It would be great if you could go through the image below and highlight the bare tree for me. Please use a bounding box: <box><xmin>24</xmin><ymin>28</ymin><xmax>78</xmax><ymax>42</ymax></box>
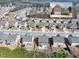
<box><xmin>64</xmin><ymin>37</ymin><xmax>79</xmax><ymax>58</ymax></box>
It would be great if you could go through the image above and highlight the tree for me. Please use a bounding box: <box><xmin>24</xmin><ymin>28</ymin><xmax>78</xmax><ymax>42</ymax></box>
<box><xmin>64</xmin><ymin>37</ymin><xmax>79</xmax><ymax>58</ymax></box>
<box><xmin>68</xmin><ymin>7</ymin><xmax>72</xmax><ymax>13</ymax></box>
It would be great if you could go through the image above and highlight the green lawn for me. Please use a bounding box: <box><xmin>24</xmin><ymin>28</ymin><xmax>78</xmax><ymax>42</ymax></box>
<box><xmin>0</xmin><ymin>47</ymin><xmax>69</xmax><ymax>58</ymax></box>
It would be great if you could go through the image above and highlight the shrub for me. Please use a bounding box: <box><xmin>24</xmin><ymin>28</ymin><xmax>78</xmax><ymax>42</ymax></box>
<box><xmin>51</xmin><ymin>51</ymin><xmax>69</xmax><ymax>58</ymax></box>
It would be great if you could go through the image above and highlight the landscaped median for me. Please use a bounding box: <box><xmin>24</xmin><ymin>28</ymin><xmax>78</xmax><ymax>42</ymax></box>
<box><xmin>0</xmin><ymin>47</ymin><xmax>69</xmax><ymax>58</ymax></box>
